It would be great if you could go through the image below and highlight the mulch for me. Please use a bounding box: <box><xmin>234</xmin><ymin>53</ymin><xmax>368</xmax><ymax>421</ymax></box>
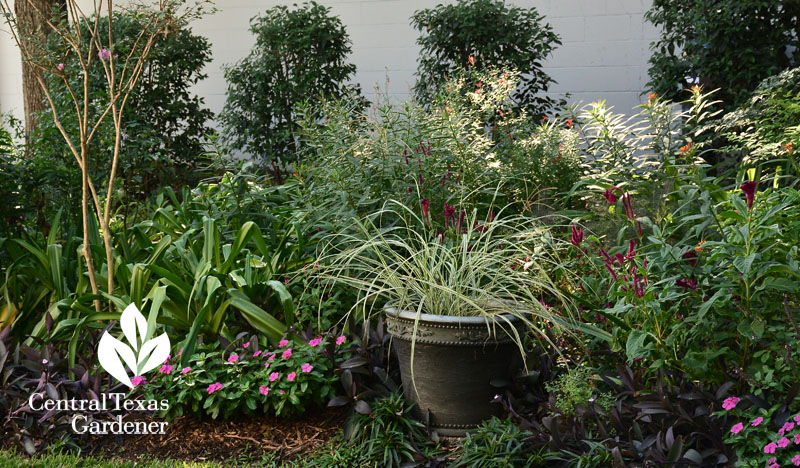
<box><xmin>87</xmin><ymin>408</ymin><xmax>346</xmax><ymax>465</ymax></box>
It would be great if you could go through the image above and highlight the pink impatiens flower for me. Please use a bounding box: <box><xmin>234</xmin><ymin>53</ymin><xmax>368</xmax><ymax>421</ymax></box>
<box><xmin>730</xmin><ymin>422</ymin><xmax>743</xmax><ymax>434</ymax></box>
<box><xmin>764</xmin><ymin>442</ymin><xmax>777</xmax><ymax>454</ymax></box>
<box><xmin>158</xmin><ymin>364</ymin><xmax>173</xmax><ymax>374</ymax></box>
<box><xmin>259</xmin><ymin>385</ymin><xmax>270</xmax><ymax>396</ymax></box>
<box><xmin>793</xmin><ymin>454</ymin><xmax>800</xmax><ymax>466</ymax></box>
<box><xmin>131</xmin><ymin>376</ymin><xmax>146</xmax><ymax>386</ymax></box>
<box><xmin>777</xmin><ymin>437</ymin><xmax>790</xmax><ymax>448</ymax></box>
<box><xmin>207</xmin><ymin>382</ymin><xmax>223</xmax><ymax>394</ymax></box>
<box><xmin>243</xmin><ymin>342</ymin><xmax>250</xmax><ymax>348</ymax></box>
<box><xmin>794</xmin><ymin>433</ymin><xmax>800</xmax><ymax>445</ymax></box>
<box><xmin>269</xmin><ymin>372</ymin><xmax>279</xmax><ymax>382</ymax></box>
<box><xmin>794</xmin><ymin>413</ymin><xmax>800</xmax><ymax>423</ymax></box>
<box><xmin>253</xmin><ymin>350</ymin><xmax>262</xmax><ymax>357</ymax></box>
<box><xmin>227</xmin><ymin>354</ymin><xmax>239</xmax><ymax>363</ymax></box>
<box><xmin>722</xmin><ymin>396</ymin><xmax>740</xmax><ymax>410</ymax></box>
<box><xmin>287</xmin><ymin>372</ymin><xmax>296</xmax><ymax>382</ymax></box>
<box><xmin>268</xmin><ymin>353</ymin><xmax>276</xmax><ymax>361</ymax></box>
<box><xmin>308</xmin><ymin>337</ymin><xmax>322</xmax><ymax>347</ymax></box>
<box><xmin>301</xmin><ymin>363</ymin><xmax>313</xmax><ymax>373</ymax></box>
<box><xmin>282</xmin><ymin>348</ymin><xmax>292</xmax><ymax>359</ymax></box>
<box><xmin>279</xmin><ymin>339</ymin><xmax>290</xmax><ymax>348</ymax></box>
<box><xmin>336</xmin><ymin>335</ymin><xmax>346</xmax><ymax>346</ymax></box>
<box><xmin>751</xmin><ymin>417</ymin><xmax>764</xmax><ymax>426</ymax></box>
<box><xmin>264</xmin><ymin>362</ymin><xmax>270</xmax><ymax>368</ymax></box>
<box><xmin>180</xmin><ymin>367</ymin><xmax>191</xmax><ymax>374</ymax></box>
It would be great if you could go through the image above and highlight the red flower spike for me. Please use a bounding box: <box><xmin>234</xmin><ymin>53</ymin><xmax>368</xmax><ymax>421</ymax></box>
<box><xmin>444</xmin><ymin>203</ymin><xmax>456</xmax><ymax>228</ymax></box>
<box><xmin>740</xmin><ymin>180</ymin><xmax>758</xmax><ymax>210</ymax></box>
<box><xmin>570</xmin><ymin>223</ymin><xmax>584</xmax><ymax>247</ymax></box>
<box><xmin>683</xmin><ymin>250</ymin><xmax>698</xmax><ymax>267</ymax></box>
<box><xmin>602</xmin><ymin>187</ymin><xmax>620</xmax><ymax>204</ymax></box>
<box><xmin>456</xmin><ymin>210</ymin><xmax>466</xmax><ymax>233</ymax></box>
<box><xmin>605</xmin><ymin>263</ymin><xmax>618</xmax><ymax>281</ymax></box>
<box><xmin>622</xmin><ymin>193</ymin><xmax>635</xmax><ymax>220</ymax></box>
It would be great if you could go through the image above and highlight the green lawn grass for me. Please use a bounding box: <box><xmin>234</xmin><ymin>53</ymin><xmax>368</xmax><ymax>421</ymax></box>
<box><xmin>0</xmin><ymin>441</ymin><xmax>372</xmax><ymax>468</ymax></box>
<box><xmin>0</xmin><ymin>449</ymin><xmax>227</xmax><ymax>467</ymax></box>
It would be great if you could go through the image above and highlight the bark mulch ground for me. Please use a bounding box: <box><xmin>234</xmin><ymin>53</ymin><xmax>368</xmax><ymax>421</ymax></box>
<box><xmin>88</xmin><ymin>408</ymin><xmax>345</xmax><ymax>465</ymax></box>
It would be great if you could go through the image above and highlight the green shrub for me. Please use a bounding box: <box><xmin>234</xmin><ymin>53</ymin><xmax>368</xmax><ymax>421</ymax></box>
<box><xmin>0</xmin><ymin>165</ymin><xmax>320</xmax><ymax>362</ymax></box>
<box><xmin>411</xmin><ymin>0</ymin><xmax>564</xmax><ymax>118</ymax></box>
<box><xmin>221</xmin><ymin>1</ymin><xmax>360</xmax><ymax>172</ymax></box>
<box><xmin>565</xmin><ymin>89</ymin><xmax>800</xmax><ymax>395</ymax></box>
<box><xmin>138</xmin><ymin>335</ymin><xmax>339</xmax><ymax>420</ymax></box>
<box><xmin>0</xmin><ymin>115</ymin><xmax>24</xmax><ymax>241</ymax></box>
<box><xmin>545</xmin><ymin>367</ymin><xmax>613</xmax><ymax>418</ymax></box>
<box><xmin>32</xmin><ymin>12</ymin><xmax>213</xmax><ymax>227</ymax></box>
<box><xmin>344</xmin><ymin>394</ymin><xmax>431</xmax><ymax>468</ymax></box>
<box><xmin>300</xmin><ymin>68</ymin><xmax>581</xmax><ymax>228</ymax></box>
<box><xmin>451</xmin><ymin>417</ymin><xmax>558</xmax><ymax>468</ymax></box>
<box><xmin>645</xmin><ymin>0</ymin><xmax>800</xmax><ymax>110</ymax></box>
<box><xmin>711</xmin><ymin>66</ymin><xmax>800</xmax><ymax>173</ymax></box>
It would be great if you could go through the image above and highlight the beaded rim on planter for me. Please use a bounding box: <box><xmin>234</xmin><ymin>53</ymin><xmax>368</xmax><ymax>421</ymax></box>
<box><xmin>384</xmin><ymin>306</ymin><xmax>524</xmax><ymax>346</ymax></box>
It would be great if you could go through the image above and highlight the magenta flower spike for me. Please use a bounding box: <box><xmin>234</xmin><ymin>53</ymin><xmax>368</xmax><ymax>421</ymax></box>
<box><xmin>622</xmin><ymin>193</ymin><xmax>635</xmax><ymax>220</ymax></box>
<box><xmin>421</xmin><ymin>198</ymin><xmax>430</xmax><ymax>225</ymax></box>
<box><xmin>444</xmin><ymin>202</ymin><xmax>455</xmax><ymax>228</ymax></box>
<box><xmin>569</xmin><ymin>223</ymin><xmax>584</xmax><ymax>247</ymax></box>
<box><xmin>602</xmin><ymin>187</ymin><xmax>620</xmax><ymax>204</ymax></box>
<box><xmin>740</xmin><ymin>180</ymin><xmax>758</xmax><ymax>209</ymax></box>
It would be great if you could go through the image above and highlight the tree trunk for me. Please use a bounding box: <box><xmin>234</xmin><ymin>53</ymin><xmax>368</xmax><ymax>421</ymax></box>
<box><xmin>14</xmin><ymin>0</ymin><xmax>66</xmax><ymax>144</ymax></box>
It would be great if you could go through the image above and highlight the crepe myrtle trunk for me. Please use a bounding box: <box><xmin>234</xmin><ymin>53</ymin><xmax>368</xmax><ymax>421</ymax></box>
<box><xmin>15</xmin><ymin>0</ymin><xmax>67</xmax><ymax>145</ymax></box>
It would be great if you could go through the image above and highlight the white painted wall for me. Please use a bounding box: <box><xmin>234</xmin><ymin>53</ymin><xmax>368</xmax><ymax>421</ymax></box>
<box><xmin>0</xmin><ymin>0</ymin><xmax>659</xmax><ymax>128</ymax></box>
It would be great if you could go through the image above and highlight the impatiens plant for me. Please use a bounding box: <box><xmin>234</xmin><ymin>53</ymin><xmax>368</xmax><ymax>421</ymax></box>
<box><xmin>137</xmin><ymin>334</ymin><xmax>342</xmax><ymax>419</ymax></box>
<box><xmin>716</xmin><ymin>394</ymin><xmax>800</xmax><ymax>467</ymax></box>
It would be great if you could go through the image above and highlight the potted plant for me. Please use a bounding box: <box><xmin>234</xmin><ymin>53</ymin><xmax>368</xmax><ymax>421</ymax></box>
<box><xmin>320</xmin><ymin>200</ymin><xmax>579</xmax><ymax>437</ymax></box>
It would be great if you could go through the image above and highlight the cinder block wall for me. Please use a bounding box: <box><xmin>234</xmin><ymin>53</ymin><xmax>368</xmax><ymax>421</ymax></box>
<box><xmin>0</xmin><ymin>0</ymin><xmax>659</xmax><ymax>129</ymax></box>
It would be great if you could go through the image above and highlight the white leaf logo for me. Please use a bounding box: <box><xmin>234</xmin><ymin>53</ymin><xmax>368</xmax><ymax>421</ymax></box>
<box><xmin>98</xmin><ymin>303</ymin><xmax>170</xmax><ymax>389</ymax></box>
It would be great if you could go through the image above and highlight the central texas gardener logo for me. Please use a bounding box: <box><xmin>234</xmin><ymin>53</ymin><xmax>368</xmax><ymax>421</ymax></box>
<box><xmin>98</xmin><ymin>304</ymin><xmax>170</xmax><ymax>388</ymax></box>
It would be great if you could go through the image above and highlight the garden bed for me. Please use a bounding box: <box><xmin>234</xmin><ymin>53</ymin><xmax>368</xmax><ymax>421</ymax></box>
<box><xmin>88</xmin><ymin>409</ymin><xmax>344</xmax><ymax>465</ymax></box>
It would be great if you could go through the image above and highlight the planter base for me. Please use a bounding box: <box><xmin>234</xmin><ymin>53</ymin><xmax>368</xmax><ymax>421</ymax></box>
<box><xmin>385</xmin><ymin>307</ymin><xmax>523</xmax><ymax>437</ymax></box>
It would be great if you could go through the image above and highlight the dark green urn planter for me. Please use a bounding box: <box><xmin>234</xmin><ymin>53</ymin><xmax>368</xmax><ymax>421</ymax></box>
<box><xmin>384</xmin><ymin>305</ymin><xmax>524</xmax><ymax>438</ymax></box>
